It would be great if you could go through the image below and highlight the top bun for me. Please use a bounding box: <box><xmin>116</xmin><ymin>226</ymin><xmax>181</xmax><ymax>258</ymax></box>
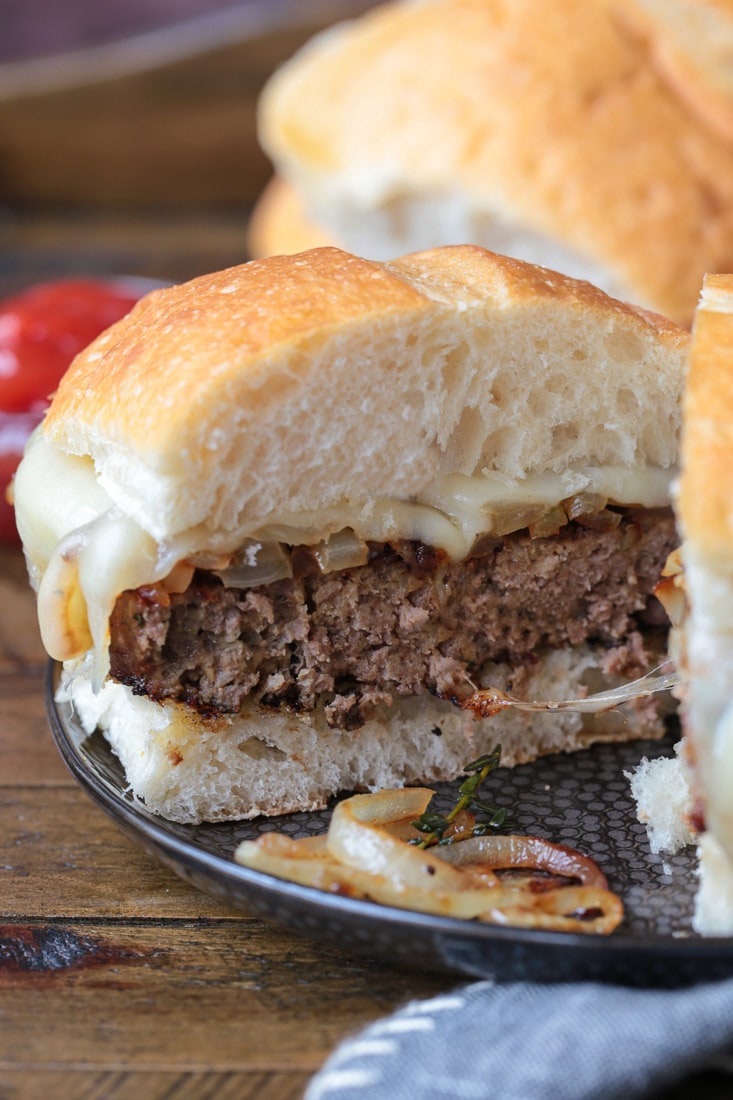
<box><xmin>255</xmin><ymin>0</ymin><xmax>733</xmax><ymax>327</ymax></box>
<box><xmin>39</xmin><ymin>245</ymin><xmax>686</xmax><ymax>547</ymax></box>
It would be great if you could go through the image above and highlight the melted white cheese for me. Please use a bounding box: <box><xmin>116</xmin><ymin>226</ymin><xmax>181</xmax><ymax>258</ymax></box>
<box><xmin>14</xmin><ymin>429</ymin><xmax>676</xmax><ymax>670</ymax></box>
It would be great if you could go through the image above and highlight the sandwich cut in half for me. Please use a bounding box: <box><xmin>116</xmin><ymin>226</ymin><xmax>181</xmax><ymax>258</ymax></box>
<box><xmin>250</xmin><ymin>0</ymin><xmax>733</xmax><ymax>327</ymax></box>
<box><xmin>13</xmin><ymin>245</ymin><xmax>687</xmax><ymax>824</ymax></box>
<box><xmin>634</xmin><ymin>273</ymin><xmax>733</xmax><ymax>934</ymax></box>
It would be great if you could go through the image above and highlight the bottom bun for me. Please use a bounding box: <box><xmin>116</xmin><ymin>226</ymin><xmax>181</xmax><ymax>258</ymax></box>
<box><xmin>60</xmin><ymin>644</ymin><xmax>667</xmax><ymax>825</ymax></box>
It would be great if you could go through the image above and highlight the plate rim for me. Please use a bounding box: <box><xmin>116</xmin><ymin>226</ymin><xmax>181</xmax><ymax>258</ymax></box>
<box><xmin>44</xmin><ymin>660</ymin><xmax>733</xmax><ymax>973</ymax></box>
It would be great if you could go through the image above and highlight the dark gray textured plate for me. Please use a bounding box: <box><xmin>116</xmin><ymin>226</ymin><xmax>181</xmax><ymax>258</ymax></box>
<box><xmin>45</xmin><ymin>662</ymin><xmax>733</xmax><ymax>985</ymax></box>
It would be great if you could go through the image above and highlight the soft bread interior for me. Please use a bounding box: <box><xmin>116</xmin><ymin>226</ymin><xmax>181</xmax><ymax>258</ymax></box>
<box><xmin>627</xmin><ymin>746</ymin><xmax>695</xmax><ymax>856</ymax></box>
<box><xmin>257</xmin><ymin>0</ymin><xmax>733</xmax><ymax>326</ymax></box>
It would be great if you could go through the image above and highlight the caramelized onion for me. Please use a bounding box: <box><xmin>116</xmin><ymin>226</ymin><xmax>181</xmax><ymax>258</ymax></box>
<box><xmin>654</xmin><ymin>574</ymin><xmax>686</xmax><ymax>628</ymax></box>
<box><xmin>312</xmin><ymin>529</ymin><xmax>369</xmax><ymax>574</ymax></box>
<box><xmin>434</xmin><ymin>834</ymin><xmax>608</xmax><ymax>888</ymax></box>
<box><xmin>488</xmin><ymin>505</ymin><xmax>548</xmax><ymax>537</ymax></box>
<box><xmin>480</xmin><ymin>886</ymin><xmax>623</xmax><ymax>934</ymax></box>
<box><xmin>563</xmin><ymin>492</ymin><xmax>621</xmax><ymax>530</ymax></box>
<box><xmin>654</xmin><ymin>548</ymin><xmax>687</xmax><ymax>629</ymax></box>
<box><xmin>213</xmin><ymin>540</ymin><xmax>293</xmax><ymax>588</ymax></box>
<box><xmin>234</xmin><ymin>787</ymin><xmax>623</xmax><ymax>934</ymax></box>
<box><xmin>159</xmin><ymin>561</ymin><xmax>195</xmax><ymax>595</ymax></box>
<box><xmin>528</xmin><ymin>505</ymin><xmax>567</xmax><ymax>539</ymax></box>
<box><xmin>662</xmin><ymin>547</ymin><xmax>684</xmax><ymax>577</ymax></box>
<box><xmin>563</xmin><ymin>491</ymin><xmax>608</xmax><ymax>520</ymax></box>
<box><xmin>327</xmin><ymin>788</ymin><xmax>471</xmax><ymax>892</ymax></box>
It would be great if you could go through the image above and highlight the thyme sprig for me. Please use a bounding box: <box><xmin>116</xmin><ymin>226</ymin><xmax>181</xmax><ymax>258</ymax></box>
<box><xmin>409</xmin><ymin>745</ymin><xmax>507</xmax><ymax>849</ymax></box>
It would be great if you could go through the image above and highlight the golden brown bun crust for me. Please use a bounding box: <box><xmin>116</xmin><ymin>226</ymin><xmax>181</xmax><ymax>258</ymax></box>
<box><xmin>44</xmin><ymin>243</ymin><xmax>684</xmax><ymax>455</ymax></box>
<box><xmin>43</xmin><ymin>247</ymin><xmax>428</xmax><ymax>455</ymax></box>
<box><xmin>259</xmin><ymin>0</ymin><xmax>733</xmax><ymax>327</ymax></box>
<box><xmin>677</xmin><ymin>273</ymin><xmax>733</xmax><ymax>561</ymax></box>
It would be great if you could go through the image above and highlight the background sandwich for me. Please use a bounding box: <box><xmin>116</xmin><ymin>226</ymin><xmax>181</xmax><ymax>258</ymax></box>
<box><xmin>249</xmin><ymin>0</ymin><xmax>733</xmax><ymax>328</ymax></box>
<box><xmin>14</xmin><ymin>245</ymin><xmax>687</xmax><ymax>823</ymax></box>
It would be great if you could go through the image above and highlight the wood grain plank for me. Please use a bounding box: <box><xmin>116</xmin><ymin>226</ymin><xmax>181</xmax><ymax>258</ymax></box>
<box><xmin>0</xmin><ymin>549</ymin><xmax>45</xmax><ymax>677</ymax></box>
<box><xmin>0</xmin><ymin>5</ymin><xmax>377</xmax><ymax>209</ymax></box>
<box><xmin>0</xmin><ymin>1070</ymin><xmax>312</xmax><ymax>1100</ymax></box>
<box><xmin>0</xmin><ymin>210</ymin><xmax>256</xmax><ymax>298</ymax></box>
<box><xmin>0</xmin><ymin>681</ymin><xmax>71</xmax><ymax>786</ymax></box>
<box><xmin>2</xmin><ymin>788</ymin><xmax>241</xmax><ymax>918</ymax></box>
<box><xmin>0</xmin><ymin>37</ymin><xmax>279</xmax><ymax>207</ymax></box>
<box><xmin>0</xmin><ymin>24</ymin><xmax>324</xmax><ymax>208</ymax></box>
<box><xmin>0</xmin><ymin>921</ymin><xmax>451</xmax><ymax>1070</ymax></box>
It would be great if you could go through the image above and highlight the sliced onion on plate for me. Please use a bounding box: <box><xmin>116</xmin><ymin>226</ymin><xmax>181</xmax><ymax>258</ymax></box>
<box><xmin>234</xmin><ymin>787</ymin><xmax>623</xmax><ymax>934</ymax></box>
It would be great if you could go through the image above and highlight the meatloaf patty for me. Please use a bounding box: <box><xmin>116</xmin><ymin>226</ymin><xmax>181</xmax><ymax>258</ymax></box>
<box><xmin>108</xmin><ymin>507</ymin><xmax>676</xmax><ymax>730</ymax></box>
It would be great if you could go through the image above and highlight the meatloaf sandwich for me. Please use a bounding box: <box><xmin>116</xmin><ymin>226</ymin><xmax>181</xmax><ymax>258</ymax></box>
<box><xmin>633</xmin><ymin>273</ymin><xmax>733</xmax><ymax>934</ymax></box>
<box><xmin>250</xmin><ymin>0</ymin><xmax>733</xmax><ymax>327</ymax></box>
<box><xmin>13</xmin><ymin>245</ymin><xmax>687</xmax><ymax>823</ymax></box>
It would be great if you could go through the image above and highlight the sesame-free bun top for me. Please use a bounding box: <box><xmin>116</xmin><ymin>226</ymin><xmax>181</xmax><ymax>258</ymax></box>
<box><xmin>256</xmin><ymin>0</ymin><xmax>733</xmax><ymax>326</ymax></box>
<box><xmin>40</xmin><ymin>245</ymin><xmax>686</xmax><ymax>547</ymax></box>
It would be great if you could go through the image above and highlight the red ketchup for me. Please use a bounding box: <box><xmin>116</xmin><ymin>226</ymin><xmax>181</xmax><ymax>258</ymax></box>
<box><xmin>0</xmin><ymin>278</ymin><xmax>149</xmax><ymax>544</ymax></box>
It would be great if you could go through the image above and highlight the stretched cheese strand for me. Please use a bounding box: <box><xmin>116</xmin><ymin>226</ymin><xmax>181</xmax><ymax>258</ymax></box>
<box><xmin>460</xmin><ymin>662</ymin><xmax>680</xmax><ymax>718</ymax></box>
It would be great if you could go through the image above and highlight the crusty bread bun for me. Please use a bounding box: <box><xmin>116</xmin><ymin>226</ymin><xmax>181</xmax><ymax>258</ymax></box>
<box><xmin>629</xmin><ymin>271</ymin><xmax>733</xmax><ymax>935</ymax></box>
<box><xmin>14</xmin><ymin>245</ymin><xmax>688</xmax><ymax>823</ymax></box>
<box><xmin>252</xmin><ymin>0</ymin><xmax>733</xmax><ymax>327</ymax></box>
<box><xmin>33</xmin><ymin>245</ymin><xmax>683</xmax><ymax>547</ymax></box>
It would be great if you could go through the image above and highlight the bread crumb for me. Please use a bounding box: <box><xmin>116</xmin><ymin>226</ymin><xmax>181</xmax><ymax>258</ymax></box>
<box><xmin>626</xmin><ymin>746</ymin><xmax>695</xmax><ymax>854</ymax></box>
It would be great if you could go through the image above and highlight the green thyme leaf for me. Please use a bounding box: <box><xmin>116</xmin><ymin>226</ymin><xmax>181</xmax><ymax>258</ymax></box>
<box><xmin>412</xmin><ymin>743</ymin><xmax>507</xmax><ymax>849</ymax></box>
<box><xmin>463</xmin><ymin>749</ymin><xmax>502</xmax><ymax>774</ymax></box>
<box><xmin>411</xmin><ymin>811</ymin><xmax>450</xmax><ymax>835</ymax></box>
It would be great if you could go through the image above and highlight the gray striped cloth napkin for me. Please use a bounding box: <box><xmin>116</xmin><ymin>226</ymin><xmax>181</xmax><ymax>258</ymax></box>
<box><xmin>305</xmin><ymin>978</ymin><xmax>733</xmax><ymax>1100</ymax></box>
